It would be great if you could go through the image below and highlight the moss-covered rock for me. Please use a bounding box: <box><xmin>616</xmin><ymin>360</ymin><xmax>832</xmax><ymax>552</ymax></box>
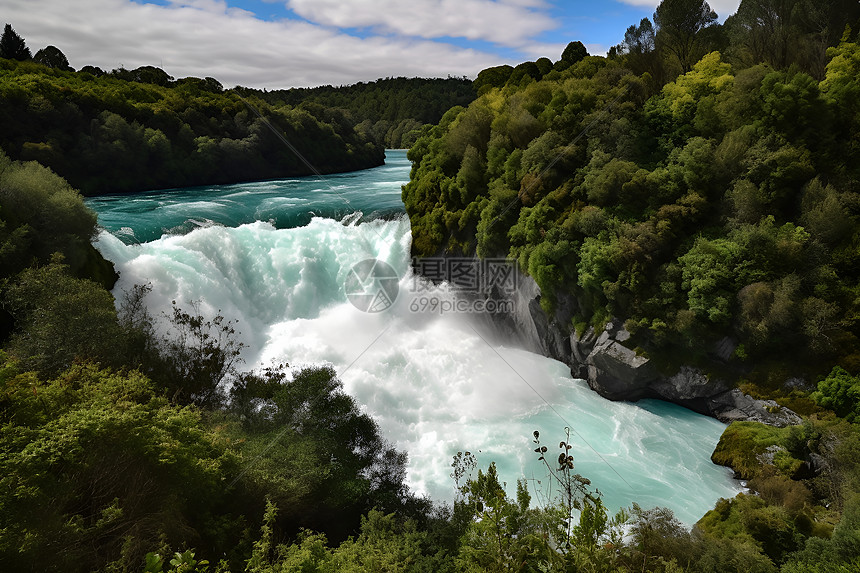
<box><xmin>711</xmin><ymin>421</ymin><xmax>804</xmax><ymax>480</ymax></box>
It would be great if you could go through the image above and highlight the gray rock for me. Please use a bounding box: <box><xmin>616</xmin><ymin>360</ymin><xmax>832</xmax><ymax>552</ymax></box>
<box><xmin>807</xmin><ymin>453</ymin><xmax>828</xmax><ymax>475</ymax></box>
<box><xmin>528</xmin><ymin>297</ymin><xmax>571</xmax><ymax>364</ymax></box>
<box><xmin>757</xmin><ymin>444</ymin><xmax>787</xmax><ymax>465</ymax></box>
<box><xmin>709</xmin><ymin>389</ymin><xmax>803</xmax><ymax>427</ymax></box>
<box><xmin>586</xmin><ymin>331</ymin><xmax>657</xmax><ymax>400</ymax></box>
<box><xmin>571</xmin><ymin>326</ymin><xmax>597</xmax><ymax>364</ymax></box>
<box><xmin>650</xmin><ymin>366</ymin><xmax>729</xmax><ymax>402</ymax></box>
<box><xmin>418</xmin><ymin>254</ymin><xmax>804</xmax><ymax>426</ymax></box>
<box><xmin>470</xmin><ymin>267</ymin><xmax>575</xmax><ymax>366</ymax></box>
<box><xmin>603</xmin><ymin>319</ymin><xmax>624</xmax><ymax>339</ymax></box>
<box><xmin>476</xmin><ymin>269</ymin><xmax>543</xmax><ymax>355</ymax></box>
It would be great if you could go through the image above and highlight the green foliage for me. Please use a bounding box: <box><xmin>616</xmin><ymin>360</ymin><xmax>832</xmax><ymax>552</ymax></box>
<box><xmin>241</xmin><ymin>506</ymin><xmax>433</xmax><ymax>573</ymax></box>
<box><xmin>251</xmin><ymin>77</ymin><xmax>476</xmax><ymax>148</ymax></box>
<box><xmin>653</xmin><ymin>0</ymin><xmax>719</xmax><ymax>74</ymax></box>
<box><xmin>33</xmin><ymin>45</ymin><xmax>73</xmax><ymax>71</ymax></box>
<box><xmin>711</xmin><ymin>421</ymin><xmax>801</xmax><ymax>480</ymax></box>
<box><xmin>725</xmin><ymin>0</ymin><xmax>860</xmax><ymax>79</ymax></box>
<box><xmin>560</xmin><ymin>41</ymin><xmax>589</xmax><ymax>66</ymax></box>
<box><xmin>0</xmin><ymin>23</ymin><xmax>30</xmax><ymax>61</ymax></box>
<box><xmin>0</xmin><ymin>59</ymin><xmax>384</xmax><ymax>195</ymax></box>
<box><xmin>524</xmin><ymin>429</ymin><xmax>628</xmax><ymax>571</ymax></box>
<box><xmin>403</xmin><ymin>28</ymin><xmax>860</xmax><ymax>384</ymax></box>
<box><xmin>4</xmin><ymin>8</ymin><xmax>860</xmax><ymax>572</ymax></box>
<box><xmin>0</xmin><ymin>149</ymin><xmax>115</xmax><ymax>285</ymax></box>
<box><xmin>677</xmin><ymin>236</ymin><xmax>742</xmax><ymax>325</ymax></box>
<box><xmin>781</xmin><ymin>492</ymin><xmax>860</xmax><ymax>572</ymax></box>
<box><xmin>812</xmin><ymin>366</ymin><xmax>860</xmax><ymax>421</ymax></box>
<box><xmin>0</xmin><ymin>328</ymin><xmax>417</xmax><ymax>571</ymax></box>
<box><xmin>158</xmin><ymin>301</ymin><xmax>245</xmax><ymax>408</ymax></box>
<box><xmin>110</xmin><ymin>65</ymin><xmax>174</xmax><ymax>86</ymax></box>
<box><xmin>229</xmin><ymin>364</ymin><xmax>417</xmax><ymax>540</ymax></box>
<box><xmin>455</xmin><ymin>462</ymin><xmax>551</xmax><ymax>572</ymax></box>
<box><xmin>0</xmin><ymin>359</ymin><xmax>238</xmax><ymax>571</ymax></box>
<box><xmin>704</xmin><ymin>418</ymin><xmax>860</xmax><ymax>569</ymax></box>
<box><xmin>474</xmin><ymin>65</ymin><xmax>513</xmax><ymax>94</ymax></box>
<box><xmin>698</xmin><ymin>493</ymin><xmax>808</xmax><ymax>564</ymax></box>
<box><xmin>2</xmin><ymin>257</ymin><xmax>122</xmax><ymax>375</ymax></box>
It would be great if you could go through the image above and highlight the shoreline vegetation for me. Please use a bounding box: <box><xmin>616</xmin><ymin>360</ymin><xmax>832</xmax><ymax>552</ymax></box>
<box><xmin>0</xmin><ymin>56</ymin><xmax>385</xmax><ymax>196</ymax></box>
<box><xmin>0</xmin><ymin>39</ymin><xmax>474</xmax><ymax>196</ymax></box>
<box><xmin>2</xmin><ymin>0</ymin><xmax>860</xmax><ymax>570</ymax></box>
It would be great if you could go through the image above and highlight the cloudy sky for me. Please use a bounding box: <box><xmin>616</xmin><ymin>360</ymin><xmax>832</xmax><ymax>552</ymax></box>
<box><xmin>1</xmin><ymin>0</ymin><xmax>741</xmax><ymax>89</ymax></box>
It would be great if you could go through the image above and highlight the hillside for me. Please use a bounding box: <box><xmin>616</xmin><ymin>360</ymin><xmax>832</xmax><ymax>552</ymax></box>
<box><xmin>0</xmin><ymin>59</ymin><xmax>384</xmax><ymax>195</ymax></box>
<box><xmin>245</xmin><ymin>76</ymin><xmax>477</xmax><ymax>148</ymax></box>
<box><xmin>404</xmin><ymin>37</ymin><xmax>860</xmax><ymax>397</ymax></box>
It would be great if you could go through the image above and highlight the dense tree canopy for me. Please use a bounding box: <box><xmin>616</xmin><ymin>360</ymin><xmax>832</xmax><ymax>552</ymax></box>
<box><xmin>247</xmin><ymin>76</ymin><xmax>477</xmax><ymax>148</ymax></box>
<box><xmin>654</xmin><ymin>0</ymin><xmax>720</xmax><ymax>73</ymax></box>
<box><xmin>32</xmin><ymin>45</ymin><xmax>72</xmax><ymax>71</ymax></box>
<box><xmin>0</xmin><ymin>23</ymin><xmax>30</xmax><ymax>61</ymax></box>
<box><xmin>404</xmin><ymin>17</ymin><xmax>860</xmax><ymax>390</ymax></box>
<box><xmin>0</xmin><ymin>59</ymin><xmax>384</xmax><ymax>195</ymax></box>
<box><xmin>0</xmin><ymin>149</ymin><xmax>115</xmax><ymax>285</ymax></box>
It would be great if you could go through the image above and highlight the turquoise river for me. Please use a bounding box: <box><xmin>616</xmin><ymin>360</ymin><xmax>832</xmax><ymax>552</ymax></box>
<box><xmin>87</xmin><ymin>150</ymin><xmax>741</xmax><ymax>524</ymax></box>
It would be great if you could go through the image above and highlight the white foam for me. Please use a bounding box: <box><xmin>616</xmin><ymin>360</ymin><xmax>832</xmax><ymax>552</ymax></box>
<box><xmin>95</xmin><ymin>216</ymin><xmax>741</xmax><ymax>524</ymax></box>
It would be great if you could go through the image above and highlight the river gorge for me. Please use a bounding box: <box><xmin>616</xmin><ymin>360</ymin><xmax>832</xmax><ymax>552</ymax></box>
<box><xmin>87</xmin><ymin>150</ymin><xmax>741</xmax><ymax>524</ymax></box>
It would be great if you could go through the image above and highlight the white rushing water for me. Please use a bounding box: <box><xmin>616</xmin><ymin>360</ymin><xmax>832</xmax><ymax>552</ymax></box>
<box><xmin>94</xmin><ymin>214</ymin><xmax>741</xmax><ymax>524</ymax></box>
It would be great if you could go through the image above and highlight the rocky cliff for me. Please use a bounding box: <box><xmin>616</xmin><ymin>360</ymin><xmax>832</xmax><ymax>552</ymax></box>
<box><xmin>464</xmin><ymin>265</ymin><xmax>802</xmax><ymax>428</ymax></box>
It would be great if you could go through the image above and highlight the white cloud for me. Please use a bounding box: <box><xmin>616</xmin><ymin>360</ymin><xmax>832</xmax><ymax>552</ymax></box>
<box><xmin>1</xmin><ymin>0</ymin><xmax>507</xmax><ymax>89</ymax></box>
<box><xmin>585</xmin><ymin>43</ymin><xmax>610</xmax><ymax>57</ymax></box>
<box><xmin>517</xmin><ymin>41</ymin><xmax>568</xmax><ymax>60</ymax></box>
<box><xmin>615</xmin><ymin>0</ymin><xmax>741</xmax><ymax>19</ymax></box>
<box><xmin>285</xmin><ymin>0</ymin><xmax>556</xmax><ymax>47</ymax></box>
<box><xmin>517</xmin><ymin>41</ymin><xmax>609</xmax><ymax>60</ymax></box>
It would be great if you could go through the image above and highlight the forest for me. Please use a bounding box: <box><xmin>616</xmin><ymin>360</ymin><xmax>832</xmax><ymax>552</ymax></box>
<box><xmin>0</xmin><ymin>57</ymin><xmax>383</xmax><ymax>195</ymax></box>
<box><xmin>405</xmin><ymin>0</ymin><xmax>860</xmax><ymax>391</ymax></box>
<box><xmin>246</xmin><ymin>76</ymin><xmax>477</xmax><ymax>149</ymax></box>
<box><xmin>3</xmin><ymin>0</ymin><xmax>860</xmax><ymax>570</ymax></box>
<box><xmin>0</xmin><ymin>24</ymin><xmax>478</xmax><ymax>196</ymax></box>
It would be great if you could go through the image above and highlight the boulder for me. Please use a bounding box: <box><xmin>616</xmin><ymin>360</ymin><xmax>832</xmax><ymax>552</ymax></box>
<box><xmin>570</xmin><ymin>326</ymin><xmax>597</xmax><ymax>362</ymax></box>
<box><xmin>650</xmin><ymin>366</ymin><xmax>728</xmax><ymax>401</ymax></box>
<box><xmin>708</xmin><ymin>389</ymin><xmax>803</xmax><ymax>427</ymax></box>
<box><xmin>585</xmin><ymin>321</ymin><xmax>657</xmax><ymax>400</ymax></box>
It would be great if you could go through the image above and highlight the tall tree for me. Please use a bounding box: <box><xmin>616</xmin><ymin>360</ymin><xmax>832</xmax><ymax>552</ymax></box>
<box><xmin>33</xmin><ymin>45</ymin><xmax>73</xmax><ymax>71</ymax></box>
<box><xmin>553</xmin><ymin>41</ymin><xmax>590</xmax><ymax>73</ymax></box>
<box><xmin>560</xmin><ymin>40</ymin><xmax>589</xmax><ymax>64</ymax></box>
<box><xmin>620</xmin><ymin>17</ymin><xmax>666</xmax><ymax>81</ymax></box>
<box><xmin>624</xmin><ymin>18</ymin><xmax>657</xmax><ymax>55</ymax></box>
<box><xmin>724</xmin><ymin>0</ymin><xmax>860</xmax><ymax>78</ymax></box>
<box><xmin>0</xmin><ymin>23</ymin><xmax>31</xmax><ymax>61</ymax></box>
<box><xmin>726</xmin><ymin>0</ymin><xmax>801</xmax><ymax>69</ymax></box>
<box><xmin>654</xmin><ymin>0</ymin><xmax>719</xmax><ymax>73</ymax></box>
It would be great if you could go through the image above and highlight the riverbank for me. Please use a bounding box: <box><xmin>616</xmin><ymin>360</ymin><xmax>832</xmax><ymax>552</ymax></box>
<box><xmin>417</xmin><ymin>255</ymin><xmax>803</xmax><ymax>428</ymax></box>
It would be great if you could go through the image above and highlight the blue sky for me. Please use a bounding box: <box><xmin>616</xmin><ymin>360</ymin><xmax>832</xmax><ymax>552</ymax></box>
<box><xmin>223</xmin><ymin>0</ymin><xmax>656</xmax><ymax>58</ymax></box>
<box><xmin>3</xmin><ymin>0</ymin><xmax>741</xmax><ymax>89</ymax></box>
